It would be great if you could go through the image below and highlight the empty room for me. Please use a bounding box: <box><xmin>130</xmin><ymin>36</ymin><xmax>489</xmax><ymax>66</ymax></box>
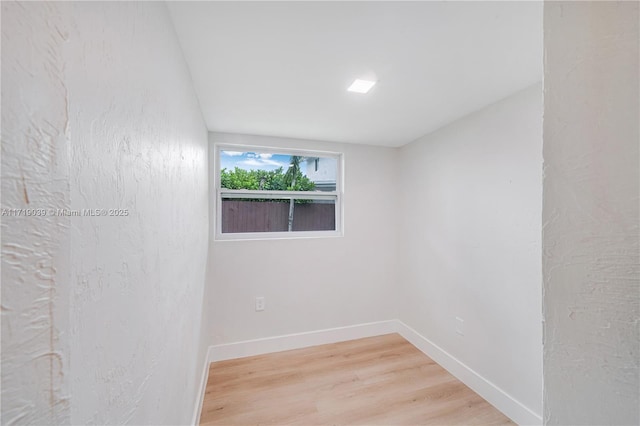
<box><xmin>1</xmin><ymin>1</ymin><xmax>638</xmax><ymax>426</ymax></box>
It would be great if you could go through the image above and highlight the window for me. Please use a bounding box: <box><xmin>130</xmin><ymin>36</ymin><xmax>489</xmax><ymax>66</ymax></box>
<box><xmin>215</xmin><ymin>145</ymin><xmax>342</xmax><ymax>240</ymax></box>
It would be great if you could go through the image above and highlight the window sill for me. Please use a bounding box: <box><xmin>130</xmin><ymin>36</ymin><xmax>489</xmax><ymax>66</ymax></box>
<box><xmin>214</xmin><ymin>230</ymin><xmax>343</xmax><ymax>242</ymax></box>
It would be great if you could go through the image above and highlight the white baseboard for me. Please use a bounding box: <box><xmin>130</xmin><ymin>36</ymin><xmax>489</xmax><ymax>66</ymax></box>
<box><xmin>191</xmin><ymin>319</ymin><xmax>542</xmax><ymax>426</ymax></box>
<box><xmin>395</xmin><ymin>320</ymin><xmax>542</xmax><ymax>426</ymax></box>
<box><xmin>191</xmin><ymin>346</ymin><xmax>213</xmax><ymax>426</ymax></box>
<box><xmin>209</xmin><ymin>320</ymin><xmax>399</xmax><ymax>362</ymax></box>
<box><xmin>190</xmin><ymin>320</ymin><xmax>398</xmax><ymax>425</ymax></box>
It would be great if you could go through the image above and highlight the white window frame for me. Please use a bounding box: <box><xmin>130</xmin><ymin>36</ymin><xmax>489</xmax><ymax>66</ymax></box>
<box><xmin>214</xmin><ymin>144</ymin><xmax>343</xmax><ymax>241</ymax></box>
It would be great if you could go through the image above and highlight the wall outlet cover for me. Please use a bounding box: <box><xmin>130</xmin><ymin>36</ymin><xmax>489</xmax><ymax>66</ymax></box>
<box><xmin>255</xmin><ymin>297</ymin><xmax>265</xmax><ymax>311</ymax></box>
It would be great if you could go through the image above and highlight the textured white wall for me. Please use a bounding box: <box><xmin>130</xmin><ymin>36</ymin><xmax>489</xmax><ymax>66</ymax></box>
<box><xmin>542</xmin><ymin>2</ymin><xmax>639</xmax><ymax>425</ymax></box>
<box><xmin>398</xmin><ymin>84</ymin><xmax>543</xmax><ymax>417</ymax></box>
<box><xmin>1</xmin><ymin>2</ymin><xmax>72</xmax><ymax>424</ymax></box>
<box><xmin>1</xmin><ymin>2</ymin><xmax>209</xmax><ymax>425</ymax></box>
<box><xmin>207</xmin><ymin>132</ymin><xmax>399</xmax><ymax>345</ymax></box>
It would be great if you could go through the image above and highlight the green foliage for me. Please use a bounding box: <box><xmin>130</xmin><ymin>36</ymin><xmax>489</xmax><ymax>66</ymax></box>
<box><xmin>221</xmin><ymin>165</ymin><xmax>315</xmax><ymax>192</ymax></box>
<box><xmin>284</xmin><ymin>155</ymin><xmax>301</xmax><ymax>189</ymax></box>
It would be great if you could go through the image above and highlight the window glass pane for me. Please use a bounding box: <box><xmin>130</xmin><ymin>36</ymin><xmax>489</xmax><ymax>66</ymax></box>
<box><xmin>221</xmin><ymin>198</ymin><xmax>289</xmax><ymax>233</ymax></box>
<box><xmin>291</xmin><ymin>199</ymin><xmax>336</xmax><ymax>232</ymax></box>
<box><xmin>221</xmin><ymin>198</ymin><xmax>336</xmax><ymax>234</ymax></box>
<box><xmin>220</xmin><ymin>150</ymin><xmax>337</xmax><ymax>192</ymax></box>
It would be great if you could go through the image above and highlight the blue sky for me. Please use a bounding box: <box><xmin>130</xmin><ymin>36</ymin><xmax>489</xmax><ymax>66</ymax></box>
<box><xmin>220</xmin><ymin>150</ymin><xmax>308</xmax><ymax>174</ymax></box>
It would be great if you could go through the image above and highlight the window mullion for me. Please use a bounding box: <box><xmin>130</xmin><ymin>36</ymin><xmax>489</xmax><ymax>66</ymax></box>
<box><xmin>220</xmin><ymin>189</ymin><xmax>337</xmax><ymax>201</ymax></box>
<box><xmin>215</xmin><ymin>144</ymin><xmax>342</xmax><ymax>238</ymax></box>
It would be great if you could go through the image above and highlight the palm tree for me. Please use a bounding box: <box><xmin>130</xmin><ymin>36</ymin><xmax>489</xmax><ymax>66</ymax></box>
<box><xmin>285</xmin><ymin>156</ymin><xmax>302</xmax><ymax>231</ymax></box>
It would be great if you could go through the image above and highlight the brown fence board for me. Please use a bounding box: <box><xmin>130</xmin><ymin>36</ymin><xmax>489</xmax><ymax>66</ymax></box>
<box><xmin>291</xmin><ymin>203</ymin><xmax>335</xmax><ymax>232</ymax></box>
<box><xmin>222</xmin><ymin>200</ymin><xmax>335</xmax><ymax>233</ymax></box>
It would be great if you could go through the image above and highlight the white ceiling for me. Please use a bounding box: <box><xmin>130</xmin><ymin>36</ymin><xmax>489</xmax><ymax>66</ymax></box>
<box><xmin>168</xmin><ymin>1</ymin><xmax>542</xmax><ymax>147</ymax></box>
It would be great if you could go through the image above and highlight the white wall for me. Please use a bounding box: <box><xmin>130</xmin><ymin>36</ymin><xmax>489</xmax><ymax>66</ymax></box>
<box><xmin>542</xmin><ymin>2</ymin><xmax>639</xmax><ymax>425</ymax></box>
<box><xmin>398</xmin><ymin>84</ymin><xmax>543</xmax><ymax>418</ymax></box>
<box><xmin>1</xmin><ymin>2</ymin><xmax>209</xmax><ymax>425</ymax></box>
<box><xmin>1</xmin><ymin>2</ymin><xmax>72</xmax><ymax>423</ymax></box>
<box><xmin>207</xmin><ymin>132</ymin><xmax>398</xmax><ymax>345</ymax></box>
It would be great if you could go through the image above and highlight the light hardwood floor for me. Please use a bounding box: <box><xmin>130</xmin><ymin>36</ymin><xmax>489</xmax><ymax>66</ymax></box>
<box><xmin>200</xmin><ymin>333</ymin><xmax>513</xmax><ymax>425</ymax></box>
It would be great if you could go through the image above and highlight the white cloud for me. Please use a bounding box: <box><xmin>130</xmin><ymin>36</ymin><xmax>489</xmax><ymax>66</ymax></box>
<box><xmin>239</xmin><ymin>158</ymin><xmax>287</xmax><ymax>169</ymax></box>
<box><xmin>258</xmin><ymin>153</ymin><xmax>273</xmax><ymax>159</ymax></box>
<box><xmin>240</xmin><ymin>158</ymin><xmax>263</xmax><ymax>167</ymax></box>
<box><xmin>262</xmin><ymin>159</ymin><xmax>285</xmax><ymax>167</ymax></box>
<box><xmin>222</xmin><ymin>151</ymin><xmax>244</xmax><ymax>157</ymax></box>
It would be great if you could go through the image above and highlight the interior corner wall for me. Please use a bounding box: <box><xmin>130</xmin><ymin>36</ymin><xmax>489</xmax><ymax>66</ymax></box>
<box><xmin>1</xmin><ymin>2</ymin><xmax>210</xmax><ymax>425</ymax></box>
<box><xmin>542</xmin><ymin>2</ymin><xmax>639</xmax><ymax>425</ymax></box>
<box><xmin>207</xmin><ymin>132</ymin><xmax>399</xmax><ymax>345</ymax></box>
<box><xmin>397</xmin><ymin>84</ymin><xmax>543</xmax><ymax>417</ymax></box>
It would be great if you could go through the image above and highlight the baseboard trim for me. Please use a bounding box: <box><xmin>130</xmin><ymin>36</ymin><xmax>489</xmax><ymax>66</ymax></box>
<box><xmin>191</xmin><ymin>346</ymin><xmax>213</xmax><ymax>426</ymax></box>
<box><xmin>191</xmin><ymin>319</ymin><xmax>542</xmax><ymax>426</ymax></box>
<box><xmin>191</xmin><ymin>320</ymin><xmax>399</xmax><ymax>425</ymax></box>
<box><xmin>209</xmin><ymin>320</ymin><xmax>399</xmax><ymax>362</ymax></box>
<box><xmin>396</xmin><ymin>320</ymin><xmax>542</xmax><ymax>426</ymax></box>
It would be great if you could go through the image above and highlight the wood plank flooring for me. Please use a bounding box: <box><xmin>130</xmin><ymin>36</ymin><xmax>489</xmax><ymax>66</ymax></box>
<box><xmin>200</xmin><ymin>333</ymin><xmax>513</xmax><ymax>425</ymax></box>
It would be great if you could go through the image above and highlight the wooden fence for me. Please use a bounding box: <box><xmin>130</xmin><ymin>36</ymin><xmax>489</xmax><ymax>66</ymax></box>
<box><xmin>221</xmin><ymin>200</ymin><xmax>335</xmax><ymax>233</ymax></box>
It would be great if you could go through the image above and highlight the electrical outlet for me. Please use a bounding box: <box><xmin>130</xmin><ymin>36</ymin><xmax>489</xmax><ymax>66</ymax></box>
<box><xmin>455</xmin><ymin>316</ymin><xmax>464</xmax><ymax>336</ymax></box>
<box><xmin>255</xmin><ymin>296</ymin><xmax>265</xmax><ymax>312</ymax></box>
